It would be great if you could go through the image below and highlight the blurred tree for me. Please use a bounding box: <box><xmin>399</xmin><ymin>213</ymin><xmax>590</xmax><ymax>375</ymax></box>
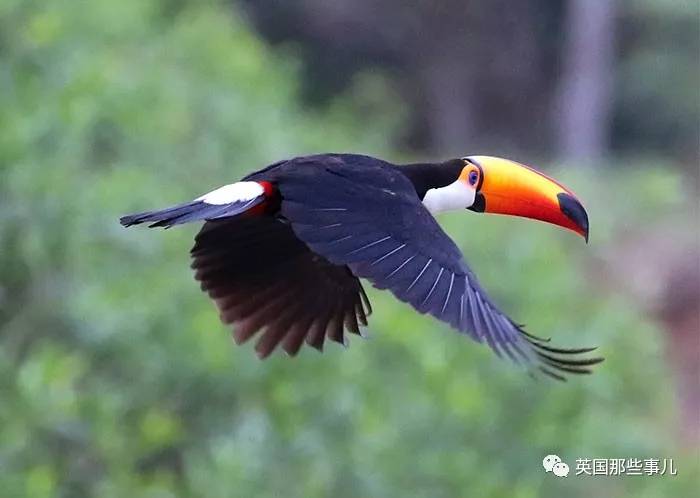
<box><xmin>241</xmin><ymin>0</ymin><xmax>558</xmax><ymax>155</ymax></box>
<box><xmin>240</xmin><ymin>0</ymin><xmax>699</xmax><ymax>164</ymax></box>
<box><xmin>612</xmin><ymin>0</ymin><xmax>700</xmax><ymax>165</ymax></box>
<box><xmin>0</xmin><ymin>1</ymin><xmax>698</xmax><ymax>497</ymax></box>
<box><xmin>555</xmin><ymin>0</ymin><xmax>617</xmax><ymax>162</ymax></box>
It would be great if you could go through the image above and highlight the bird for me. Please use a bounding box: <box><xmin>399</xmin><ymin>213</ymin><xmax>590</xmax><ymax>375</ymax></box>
<box><xmin>120</xmin><ymin>153</ymin><xmax>603</xmax><ymax>380</ymax></box>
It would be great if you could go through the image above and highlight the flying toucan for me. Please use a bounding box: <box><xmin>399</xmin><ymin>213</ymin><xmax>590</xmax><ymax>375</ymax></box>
<box><xmin>120</xmin><ymin>154</ymin><xmax>602</xmax><ymax>380</ymax></box>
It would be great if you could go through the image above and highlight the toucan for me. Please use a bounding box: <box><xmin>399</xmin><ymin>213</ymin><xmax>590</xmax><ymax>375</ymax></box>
<box><xmin>120</xmin><ymin>154</ymin><xmax>602</xmax><ymax>380</ymax></box>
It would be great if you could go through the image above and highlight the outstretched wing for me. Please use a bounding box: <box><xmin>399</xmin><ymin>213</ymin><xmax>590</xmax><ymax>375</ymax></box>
<box><xmin>121</xmin><ymin>171</ymin><xmax>372</xmax><ymax>358</ymax></box>
<box><xmin>275</xmin><ymin>160</ymin><xmax>602</xmax><ymax>380</ymax></box>
<box><xmin>190</xmin><ymin>216</ymin><xmax>371</xmax><ymax>358</ymax></box>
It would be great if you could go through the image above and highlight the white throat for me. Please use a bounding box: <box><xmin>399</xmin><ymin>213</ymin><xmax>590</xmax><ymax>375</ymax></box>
<box><xmin>422</xmin><ymin>180</ymin><xmax>476</xmax><ymax>214</ymax></box>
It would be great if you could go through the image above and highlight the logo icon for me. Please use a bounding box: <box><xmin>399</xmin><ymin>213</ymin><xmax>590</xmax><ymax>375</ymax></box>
<box><xmin>553</xmin><ymin>461</ymin><xmax>570</xmax><ymax>477</ymax></box>
<box><xmin>543</xmin><ymin>454</ymin><xmax>569</xmax><ymax>478</ymax></box>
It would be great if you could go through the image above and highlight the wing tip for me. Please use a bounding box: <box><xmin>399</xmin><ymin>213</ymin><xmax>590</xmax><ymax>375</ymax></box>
<box><xmin>505</xmin><ymin>322</ymin><xmax>604</xmax><ymax>381</ymax></box>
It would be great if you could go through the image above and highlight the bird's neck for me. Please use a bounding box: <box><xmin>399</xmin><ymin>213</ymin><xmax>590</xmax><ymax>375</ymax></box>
<box><xmin>396</xmin><ymin>160</ymin><xmax>464</xmax><ymax>200</ymax></box>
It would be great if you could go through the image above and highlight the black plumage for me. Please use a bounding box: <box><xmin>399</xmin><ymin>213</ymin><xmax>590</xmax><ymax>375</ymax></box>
<box><xmin>190</xmin><ymin>215</ymin><xmax>370</xmax><ymax>358</ymax></box>
<box><xmin>121</xmin><ymin>153</ymin><xmax>603</xmax><ymax>379</ymax></box>
<box><xmin>119</xmin><ymin>195</ymin><xmax>266</xmax><ymax>228</ymax></box>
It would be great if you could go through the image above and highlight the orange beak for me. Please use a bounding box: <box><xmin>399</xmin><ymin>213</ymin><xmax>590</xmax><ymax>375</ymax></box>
<box><xmin>466</xmin><ymin>156</ymin><xmax>589</xmax><ymax>241</ymax></box>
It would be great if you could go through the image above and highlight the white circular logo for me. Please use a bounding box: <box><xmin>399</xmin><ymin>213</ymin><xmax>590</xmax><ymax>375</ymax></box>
<box><xmin>553</xmin><ymin>462</ymin><xmax>570</xmax><ymax>477</ymax></box>
<box><xmin>543</xmin><ymin>454</ymin><xmax>561</xmax><ymax>472</ymax></box>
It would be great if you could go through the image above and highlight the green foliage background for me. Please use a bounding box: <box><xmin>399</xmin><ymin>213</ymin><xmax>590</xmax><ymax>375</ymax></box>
<box><xmin>0</xmin><ymin>1</ymin><xmax>697</xmax><ymax>497</ymax></box>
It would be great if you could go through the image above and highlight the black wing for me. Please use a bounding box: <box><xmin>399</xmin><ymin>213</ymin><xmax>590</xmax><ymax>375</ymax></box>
<box><xmin>190</xmin><ymin>216</ymin><xmax>371</xmax><ymax>358</ymax></box>
<box><xmin>273</xmin><ymin>158</ymin><xmax>602</xmax><ymax>380</ymax></box>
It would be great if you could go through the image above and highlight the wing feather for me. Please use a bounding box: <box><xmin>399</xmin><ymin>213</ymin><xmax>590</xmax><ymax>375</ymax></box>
<box><xmin>274</xmin><ymin>159</ymin><xmax>602</xmax><ymax>379</ymax></box>
<box><xmin>191</xmin><ymin>215</ymin><xmax>371</xmax><ymax>358</ymax></box>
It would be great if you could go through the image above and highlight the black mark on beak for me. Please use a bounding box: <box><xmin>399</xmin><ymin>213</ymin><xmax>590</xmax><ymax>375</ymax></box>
<box><xmin>468</xmin><ymin>192</ymin><xmax>486</xmax><ymax>213</ymax></box>
<box><xmin>558</xmin><ymin>193</ymin><xmax>589</xmax><ymax>242</ymax></box>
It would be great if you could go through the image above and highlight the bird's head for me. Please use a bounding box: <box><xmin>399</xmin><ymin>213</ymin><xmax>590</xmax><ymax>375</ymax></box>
<box><xmin>420</xmin><ymin>156</ymin><xmax>589</xmax><ymax>241</ymax></box>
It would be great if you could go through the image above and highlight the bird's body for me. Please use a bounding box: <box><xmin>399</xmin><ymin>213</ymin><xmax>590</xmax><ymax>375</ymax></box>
<box><xmin>121</xmin><ymin>153</ymin><xmax>601</xmax><ymax>380</ymax></box>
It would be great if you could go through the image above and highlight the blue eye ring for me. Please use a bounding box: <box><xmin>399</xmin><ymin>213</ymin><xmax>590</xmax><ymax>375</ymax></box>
<box><xmin>468</xmin><ymin>170</ymin><xmax>479</xmax><ymax>186</ymax></box>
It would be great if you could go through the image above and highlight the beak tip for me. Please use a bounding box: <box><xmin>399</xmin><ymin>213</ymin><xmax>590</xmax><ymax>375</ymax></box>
<box><xmin>557</xmin><ymin>192</ymin><xmax>589</xmax><ymax>244</ymax></box>
<box><xmin>581</xmin><ymin>224</ymin><xmax>590</xmax><ymax>244</ymax></box>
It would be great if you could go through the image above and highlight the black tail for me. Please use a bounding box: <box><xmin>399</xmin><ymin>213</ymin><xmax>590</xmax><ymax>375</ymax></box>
<box><xmin>120</xmin><ymin>197</ymin><xmax>265</xmax><ymax>229</ymax></box>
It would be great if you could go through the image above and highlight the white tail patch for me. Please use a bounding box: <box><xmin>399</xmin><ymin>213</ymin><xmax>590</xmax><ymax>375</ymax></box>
<box><xmin>196</xmin><ymin>181</ymin><xmax>265</xmax><ymax>205</ymax></box>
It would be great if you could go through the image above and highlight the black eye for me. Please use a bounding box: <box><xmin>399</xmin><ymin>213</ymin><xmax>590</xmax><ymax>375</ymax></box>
<box><xmin>468</xmin><ymin>170</ymin><xmax>478</xmax><ymax>186</ymax></box>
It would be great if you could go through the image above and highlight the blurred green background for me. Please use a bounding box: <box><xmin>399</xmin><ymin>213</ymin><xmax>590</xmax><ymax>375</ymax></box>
<box><xmin>1</xmin><ymin>1</ymin><xmax>698</xmax><ymax>497</ymax></box>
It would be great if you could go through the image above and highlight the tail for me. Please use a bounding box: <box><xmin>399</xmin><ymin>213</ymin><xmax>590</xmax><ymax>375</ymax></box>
<box><xmin>120</xmin><ymin>181</ymin><xmax>269</xmax><ymax>228</ymax></box>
